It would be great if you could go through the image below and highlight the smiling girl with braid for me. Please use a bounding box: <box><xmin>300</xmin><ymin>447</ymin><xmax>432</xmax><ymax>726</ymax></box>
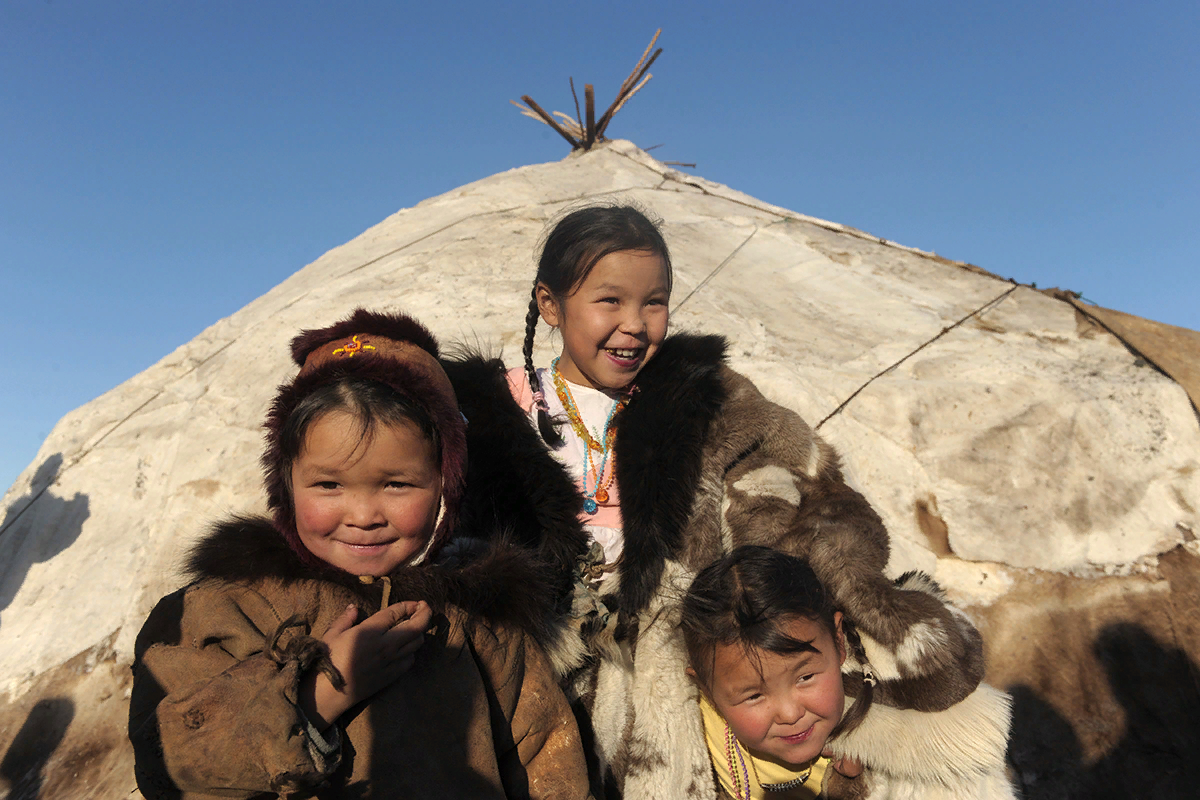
<box><xmin>499</xmin><ymin>203</ymin><xmax>1015</xmax><ymax>799</ymax></box>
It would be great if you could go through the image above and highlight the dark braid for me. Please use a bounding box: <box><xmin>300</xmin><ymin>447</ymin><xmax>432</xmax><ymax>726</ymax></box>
<box><xmin>522</xmin><ymin>282</ymin><xmax>564</xmax><ymax>447</ymax></box>
<box><xmin>829</xmin><ymin>619</ymin><xmax>873</xmax><ymax>739</ymax></box>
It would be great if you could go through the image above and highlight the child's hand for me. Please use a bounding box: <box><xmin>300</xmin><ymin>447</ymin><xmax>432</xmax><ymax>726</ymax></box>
<box><xmin>301</xmin><ymin>600</ymin><xmax>432</xmax><ymax>729</ymax></box>
<box><xmin>822</xmin><ymin>747</ymin><xmax>863</xmax><ymax>779</ymax></box>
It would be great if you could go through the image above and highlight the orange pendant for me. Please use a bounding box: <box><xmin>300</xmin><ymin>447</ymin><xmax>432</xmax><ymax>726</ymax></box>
<box><xmin>595</xmin><ymin>486</ymin><xmax>609</xmax><ymax>504</ymax></box>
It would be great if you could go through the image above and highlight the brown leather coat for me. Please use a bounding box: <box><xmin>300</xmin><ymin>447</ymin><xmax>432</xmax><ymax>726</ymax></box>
<box><xmin>129</xmin><ymin>517</ymin><xmax>591</xmax><ymax>799</ymax></box>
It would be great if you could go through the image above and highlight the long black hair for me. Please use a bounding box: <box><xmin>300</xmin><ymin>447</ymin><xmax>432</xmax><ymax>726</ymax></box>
<box><xmin>681</xmin><ymin>545</ymin><xmax>874</xmax><ymax>739</ymax></box>
<box><xmin>522</xmin><ymin>203</ymin><xmax>672</xmax><ymax>446</ymax></box>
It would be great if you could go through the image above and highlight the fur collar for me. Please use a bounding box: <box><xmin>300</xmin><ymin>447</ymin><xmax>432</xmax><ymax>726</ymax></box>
<box><xmin>614</xmin><ymin>332</ymin><xmax>728</xmax><ymax>617</ymax></box>
<box><xmin>187</xmin><ymin>515</ymin><xmax>566</xmax><ymax>650</ymax></box>
<box><xmin>442</xmin><ymin>351</ymin><xmax>590</xmax><ymax>607</ymax></box>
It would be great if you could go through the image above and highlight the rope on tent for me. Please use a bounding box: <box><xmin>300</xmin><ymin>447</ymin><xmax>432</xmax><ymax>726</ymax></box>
<box><xmin>1045</xmin><ymin>289</ymin><xmax>1200</xmax><ymax>424</ymax></box>
<box><xmin>671</xmin><ymin>225</ymin><xmax>765</xmax><ymax>313</ymax></box>
<box><xmin>815</xmin><ymin>284</ymin><xmax>1020</xmax><ymax>430</ymax></box>
<box><xmin>512</xmin><ymin>30</ymin><xmax>664</xmax><ymax>151</ymax></box>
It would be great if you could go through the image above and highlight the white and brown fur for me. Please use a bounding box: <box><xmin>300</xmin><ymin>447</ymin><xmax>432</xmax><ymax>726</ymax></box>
<box><xmin>531</xmin><ymin>334</ymin><xmax>1013</xmax><ymax>799</ymax></box>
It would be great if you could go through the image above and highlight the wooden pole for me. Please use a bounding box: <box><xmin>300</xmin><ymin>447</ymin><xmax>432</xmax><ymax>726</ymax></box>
<box><xmin>584</xmin><ymin>84</ymin><xmax>596</xmax><ymax>149</ymax></box>
<box><xmin>520</xmin><ymin>95</ymin><xmax>581</xmax><ymax>148</ymax></box>
<box><xmin>595</xmin><ymin>47</ymin><xmax>661</xmax><ymax>139</ymax></box>
<box><xmin>570</xmin><ymin>77</ymin><xmax>584</xmax><ymax>140</ymax></box>
<box><xmin>605</xmin><ymin>73</ymin><xmax>652</xmax><ymax>125</ymax></box>
<box><xmin>616</xmin><ymin>29</ymin><xmax>661</xmax><ymax>99</ymax></box>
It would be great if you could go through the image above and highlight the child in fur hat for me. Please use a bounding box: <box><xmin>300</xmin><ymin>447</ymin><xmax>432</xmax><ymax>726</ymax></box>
<box><xmin>128</xmin><ymin>309</ymin><xmax>592</xmax><ymax>800</ymax></box>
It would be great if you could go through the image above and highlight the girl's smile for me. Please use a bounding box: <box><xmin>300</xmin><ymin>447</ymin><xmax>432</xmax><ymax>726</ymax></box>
<box><xmin>779</xmin><ymin>724</ymin><xmax>816</xmax><ymax>744</ymax></box>
<box><xmin>537</xmin><ymin>249</ymin><xmax>670</xmax><ymax>391</ymax></box>
<box><xmin>291</xmin><ymin>411</ymin><xmax>442</xmax><ymax>576</ymax></box>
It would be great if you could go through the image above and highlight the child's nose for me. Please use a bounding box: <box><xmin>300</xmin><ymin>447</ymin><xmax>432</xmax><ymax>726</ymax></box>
<box><xmin>776</xmin><ymin>692</ymin><xmax>806</xmax><ymax>725</ymax></box>
<box><xmin>346</xmin><ymin>493</ymin><xmax>385</xmax><ymax>528</ymax></box>
<box><xmin>619</xmin><ymin>307</ymin><xmax>647</xmax><ymax>334</ymax></box>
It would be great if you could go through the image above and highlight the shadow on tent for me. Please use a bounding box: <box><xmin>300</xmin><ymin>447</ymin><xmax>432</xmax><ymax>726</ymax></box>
<box><xmin>1007</xmin><ymin>621</ymin><xmax>1200</xmax><ymax>799</ymax></box>
<box><xmin>0</xmin><ymin>454</ymin><xmax>90</xmax><ymax>627</ymax></box>
<box><xmin>0</xmin><ymin>697</ymin><xmax>74</xmax><ymax>800</ymax></box>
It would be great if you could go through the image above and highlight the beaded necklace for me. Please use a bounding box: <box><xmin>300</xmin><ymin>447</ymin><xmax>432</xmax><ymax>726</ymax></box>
<box><xmin>550</xmin><ymin>358</ymin><xmax>628</xmax><ymax>514</ymax></box>
<box><xmin>723</xmin><ymin>723</ymin><xmax>815</xmax><ymax>796</ymax></box>
<box><xmin>725</xmin><ymin>724</ymin><xmax>752</xmax><ymax>800</ymax></box>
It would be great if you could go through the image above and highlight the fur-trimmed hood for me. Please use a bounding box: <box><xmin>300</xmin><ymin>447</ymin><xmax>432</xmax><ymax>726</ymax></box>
<box><xmin>263</xmin><ymin>309</ymin><xmax>468</xmax><ymax>567</ymax></box>
<box><xmin>255</xmin><ymin>305</ymin><xmax>589</xmax><ymax>615</ymax></box>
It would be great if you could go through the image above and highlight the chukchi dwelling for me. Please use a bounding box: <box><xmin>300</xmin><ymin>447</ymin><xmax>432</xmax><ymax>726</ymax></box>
<box><xmin>2</xmin><ymin>141</ymin><xmax>1199</xmax><ymax>799</ymax></box>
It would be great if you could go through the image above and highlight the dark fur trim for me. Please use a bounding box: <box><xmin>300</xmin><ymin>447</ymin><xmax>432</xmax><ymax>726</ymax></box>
<box><xmin>187</xmin><ymin>516</ymin><xmax>567</xmax><ymax>651</ymax></box>
<box><xmin>614</xmin><ymin>333</ymin><xmax>728</xmax><ymax>618</ymax></box>
<box><xmin>442</xmin><ymin>353</ymin><xmax>589</xmax><ymax>608</ymax></box>
<box><xmin>289</xmin><ymin>309</ymin><xmax>439</xmax><ymax>367</ymax></box>
<box><xmin>894</xmin><ymin>570</ymin><xmax>948</xmax><ymax>602</ymax></box>
<box><xmin>186</xmin><ymin>515</ymin><xmax>331</xmax><ymax>584</ymax></box>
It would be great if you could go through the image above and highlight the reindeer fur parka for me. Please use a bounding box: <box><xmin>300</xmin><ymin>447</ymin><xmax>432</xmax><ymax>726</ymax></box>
<box><xmin>506</xmin><ymin>334</ymin><xmax>1014</xmax><ymax>800</ymax></box>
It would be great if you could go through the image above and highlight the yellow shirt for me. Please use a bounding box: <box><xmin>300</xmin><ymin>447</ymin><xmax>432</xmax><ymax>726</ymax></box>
<box><xmin>699</xmin><ymin>694</ymin><xmax>829</xmax><ymax>799</ymax></box>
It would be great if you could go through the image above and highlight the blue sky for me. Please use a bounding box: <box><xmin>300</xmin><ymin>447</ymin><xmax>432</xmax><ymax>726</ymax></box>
<box><xmin>2</xmin><ymin>1</ymin><xmax>1197</xmax><ymax>492</ymax></box>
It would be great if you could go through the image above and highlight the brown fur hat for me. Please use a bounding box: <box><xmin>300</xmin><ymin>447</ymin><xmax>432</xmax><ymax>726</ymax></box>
<box><xmin>262</xmin><ymin>309</ymin><xmax>467</xmax><ymax>567</ymax></box>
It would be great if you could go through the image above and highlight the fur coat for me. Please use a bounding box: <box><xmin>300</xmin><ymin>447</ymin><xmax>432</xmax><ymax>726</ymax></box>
<box><xmin>128</xmin><ymin>518</ymin><xmax>592</xmax><ymax>799</ymax></box>
<box><xmin>500</xmin><ymin>334</ymin><xmax>1014</xmax><ymax>799</ymax></box>
<box><xmin>128</xmin><ymin>357</ymin><xmax>596</xmax><ymax>799</ymax></box>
